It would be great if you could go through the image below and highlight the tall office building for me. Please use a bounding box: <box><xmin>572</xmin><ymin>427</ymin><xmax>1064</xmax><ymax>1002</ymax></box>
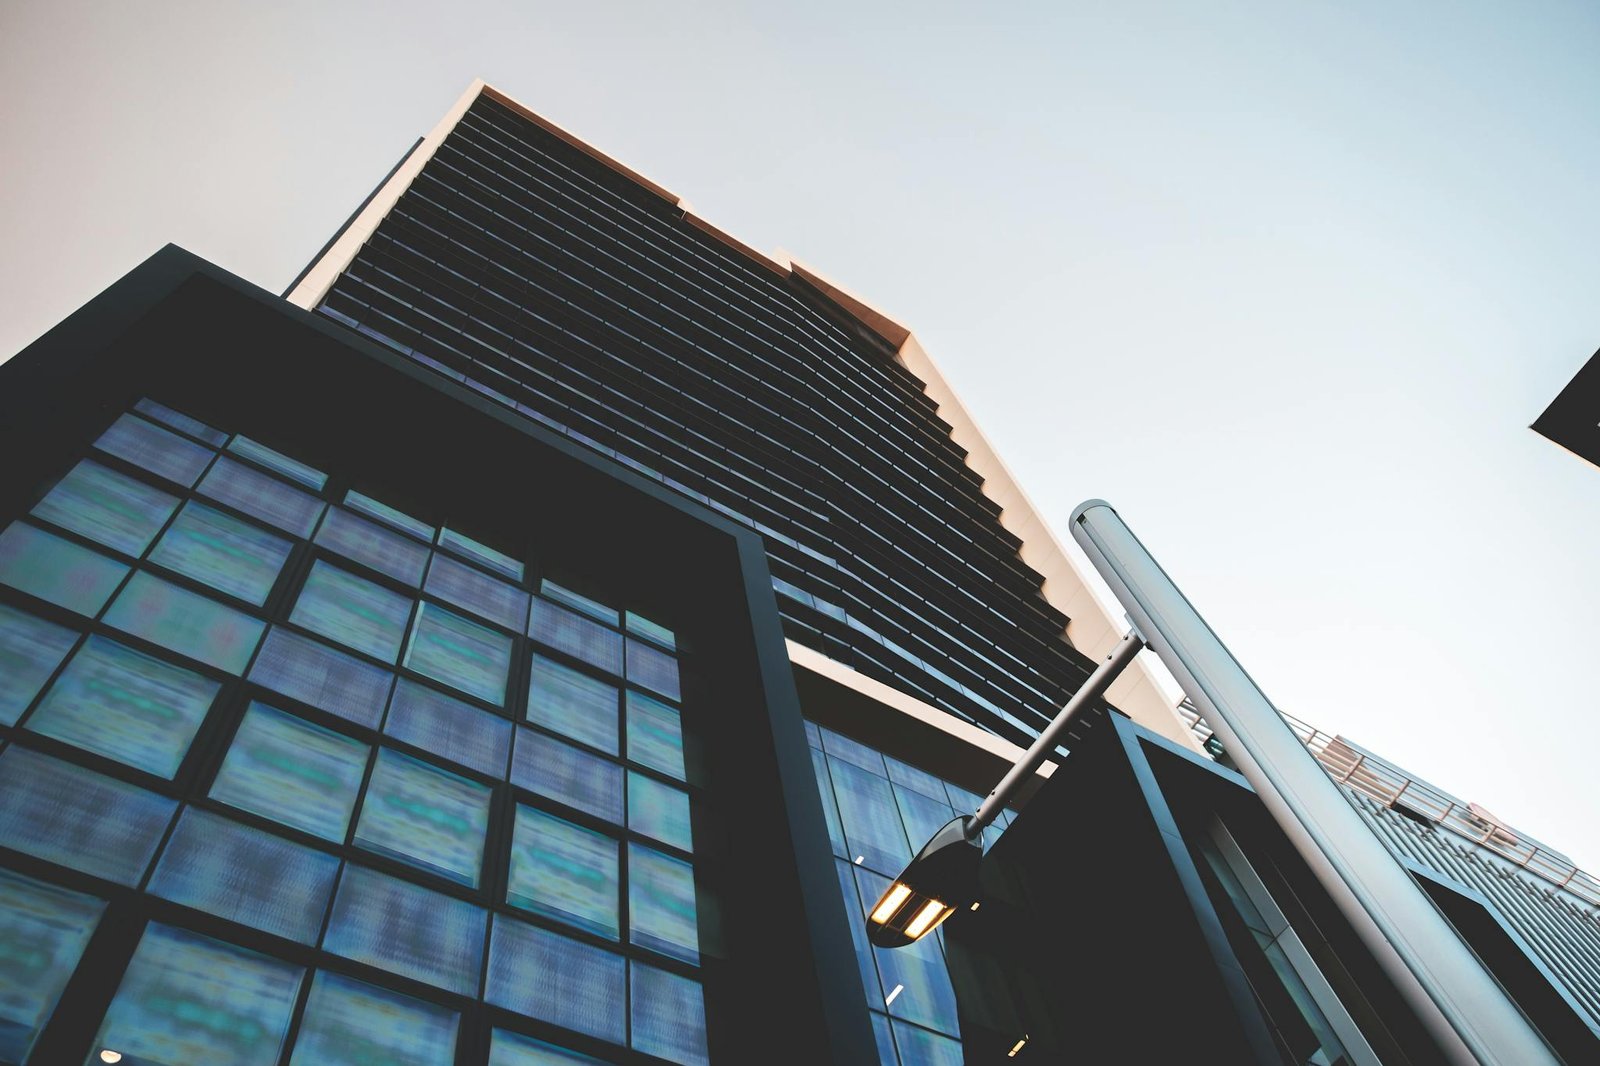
<box><xmin>0</xmin><ymin>81</ymin><xmax>1595</xmax><ymax>1065</ymax></box>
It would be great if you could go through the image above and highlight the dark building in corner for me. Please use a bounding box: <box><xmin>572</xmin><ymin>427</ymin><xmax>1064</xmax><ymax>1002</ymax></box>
<box><xmin>0</xmin><ymin>80</ymin><xmax>1595</xmax><ymax>1066</ymax></box>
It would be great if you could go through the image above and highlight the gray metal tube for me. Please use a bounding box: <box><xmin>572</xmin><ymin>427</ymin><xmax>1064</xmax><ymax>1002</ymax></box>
<box><xmin>1070</xmin><ymin>500</ymin><xmax>1556</xmax><ymax>1066</ymax></box>
<box><xmin>967</xmin><ymin>629</ymin><xmax>1143</xmax><ymax>837</ymax></box>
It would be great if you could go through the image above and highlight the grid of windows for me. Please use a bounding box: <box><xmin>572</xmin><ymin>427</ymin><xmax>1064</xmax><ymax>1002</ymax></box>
<box><xmin>0</xmin><ymin>398</ymin><xmax>709</xmax><ymax>1064</ymax></box>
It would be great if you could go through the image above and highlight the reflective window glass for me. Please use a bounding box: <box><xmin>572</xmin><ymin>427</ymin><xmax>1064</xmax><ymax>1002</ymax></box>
<box><xmin>134</xmin><ymin>398</ymin><xmax>227</xmax><ymax>446</ymax></box>
<box><xmin>249</xmin><ymin>628</ymin><xmax>392</xmax><ymax>728</ymax></box>
<box><xmin>871</xmin><ymin>1013</ymin><xmax>897</xmax><ymax>1066</ymax></box>
<box><xmin>489</xmin><ymin>1029</ymin><xmax>606</xmax><ymax>1065</ymax></box>
<box><xmin>628</xmin><ymin>772</ymin><xmax>692</xmax><ymax>852</ymax></box>
<box><xmin>28</xmin><ymin>635</ymin><xmax>219</xmax><ymax>777</ymax></box>
<box><xmin>539</xmin><ymin>580</ymin><xmax>618</xmax><ymax>625</ymax></box>
<box><xmin>511</xmin><ymin>728</ymin><xmax>623</xmax><ymax>824</ymax></box>
<box><xmin>324</xmin><ymin>865</ymin><xmax>486</xmax><ymax>996</ymax></box>
<box><xmin>0</xmin><ymin>602</ymin><xmax>77</xmax><ymax>726</ymax></box>
<box><xmin>629</xmin><ymin>843</ymin><xmax>699</xmax><ymax>963</ymax></box>
<box><xmin>291</xmin><ymin>560</ymin><xmax>413</xmax><ymax>662</ymax></box>
<box><xmin>438</xmin><ymin>526</ymin><xmax>523</xmax><ymax>581</ymax></box>
<box><xmin>30</xmin><ymin>458</ymin><xmax>178</xmax><ymax>556</ymax></box>
<box><xmin>820</xmin><ymin>726</ymin><xmax>886</xmax><ymax>776</ymax></box>
<box><xmin>890</xmin><ymin>1020</ymin><xmax>963</xmax><ymax>1066</ymax></box>
<box><xmin>227</xmin><ymin>435</ymin><xmax>328</xmax><ymax>490</ymax></box>
<box><xmin>527</xmin><ymin>654</ymin><xmax>617</xmax><ymax>754</ymax></box>
<box><xmin>210</xmin><ymin>702</ymin><xmax>369</xmax><ymax>842</ymax></box>
<box><xmin>103</xmin><ymin>571</ymin><xmax>265</xmax><ymax>673</ymax></box>
<box><xmin>90</xmin><ymin>924</ymin><xmax>302</xmax><ymax>1066</ymax></box>
<box><xmin>0</xmin><ymin>868</ymin><xmax>104</xmax><ymax>1065</ymax></box>
<box><xmin>624</xmin><ymin>610</ymin><xmax>674</xmax><ymax>650</ymax></box>
<box><xmin>626</xmin><ymin>637</ymin><xmax>680</xmax><ymax>701</ymax></box>
<box><xmin>354</xmin><ymin>748</ymin><xmax>490</xmax><ymax>887</ymax></box>
<box><xmin>386</xmin><ymin>679</ymin><xmax>512</xmax><ymax>777</ymax></box>
<box><xmin>508</xmin><ymin>806</ymin><xmax>619</xmax><ymax>938</ymax></box>
<box><xmin>426</xmin><ymin>553</ymin><xmax>529</xmax><ymax>631</ymax></box>
<box><xmin>811</xmin><ymin>749</ymin><xmax>848</xmax><ymax>858</ymax></box>
<box><xmin>149</xmin><ymin>809</ymin><xmax>339</xmax><ymax>944</ymax></box>
<box><xmin>884</xmin><ymin>755</ymin><xmax>952</xmax><ymax>805</ymax></box>
<box><xmin>289</xmin><ymin>971</ymin><xmax>458</xmax><ymax>1066</ymax></box>
<box><xmin>529</xmin><ymin>599</ymin><xmax>622</xmax><ymax>675</ymax></box>
<box><xmin>315</xmin><ymin>507</ymin><xmax>429</xmax><ymax>585</ymax></box>
<box><xmin>404</xmin><ymin>602</ymin><xmax>512</xmax><ymax>705</ymax></box>
<box><xmin>485</xmin><ymin>916</ymin><xmax>624</xmax><ymax>1044</ymax></box>
<box><xmin>345</xmin><ymin>490</ymin><xmax>433</xmax><ymax>542</ymax></box>
<box><xmin>94</xmin><ymin>412</ymin><xmax>213</xmax><ymax>487</ymax></box>
<box><xmin>148</xmin><ymin>501</ymin><xmax>293</xmax><ymax>605</ymax></box>
<box><xmin>0</xmin><ymin>746</ymin><xmax>175</xmax><ymax>885</ymax></box>
<box><xmin>198</xmin><ymin>455</ymin><xmax>324</xmax><ymax>537</ymax></box>
<box><xmin>826</xmin><ymin>756</ymin><xmax>910</xmax><ymax>876</ymax></box>
<box><xmin>630</xmin><ymin>963</ymin><xmax>710</xmax><ymax>1066</ymax></box>
<box><xmin>626</xmin><ymin>690</ymin><xmax>685</xmax><ymax>780</ymax></box>
<box><xmin>0</xmin><ymin>522</ymin><xmax>128</xmax><ymax>616</ymax></box>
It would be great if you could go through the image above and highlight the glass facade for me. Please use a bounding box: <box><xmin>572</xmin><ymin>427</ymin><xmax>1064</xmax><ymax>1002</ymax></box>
<box><xmin>0</xmin><ymin>398</ymin><xmax>709</xmax><ymax>1064</ymax></box>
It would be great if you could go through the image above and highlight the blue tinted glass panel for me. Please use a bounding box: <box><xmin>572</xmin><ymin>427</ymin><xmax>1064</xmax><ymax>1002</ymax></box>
<box><xmin>227</xmin><ymin>435</ymin><xmax>328</xmax><ymax>490</ymax></box>
<box><xmin>804</xmin><ymin>720</ymin><xmax>822</xmax><ymax>747</ymax></box>
<box><xmin>324</xmin><ymin>865</ymin><xmax>486</xmax><ymax>996</ymax></box>
<box><xmin>386</xmin><ymin>679</ymin><xmax>512</xmax><ymax>777</ymax></box>
<box><xmin>855</xmin><ymin>866</ymin><xmax>959</xmax><ymax>1033</ymax></box>
<box><xmin>198</xmin><ymin>455</ymin><xmax>324</xmax><ymax>537</ymax></box>
<box><xmin>354</xmin><ymin>749</ymin><xmax>490</xmax><ymax>887</ymax></box>
<box><xmin>624</xmin><ymin>610</ymin><xmax>674</xmax><ymax>650</ymax></box>
<box><xmin>31</xmin><ymin>459</ymin><xmax>177</xmax><ymax>556</ymax></box>
<box><xmin>512</xmin><ymin>728</ymin><xmax>623</xmax><ymax>824</ymax></box>
<box><xmin>94</xmin><ymin>413</ymin><xmax>213</xmax><ymax>487</ymax></box>
<box><xmin>891</xmin><ymin>1021</ymin><xmax>963</xmax><ymax>1066</ymax></box>
<box><xmin>0</xmin><ymin>522</ymin><xmax>128</xmax><ymax>616</ymax></box>
<box><xmin>540</xmin><ymin>580</ymin><xmax>618</xmax><ymax>624</ymax></box>
<box><xmin>627</xmin><ymin>690</ymin><xmax>685</xmax><ymax>780</ymax></box>
<box><xmin>885</xmin><ymin>755</ymin><xmax>952</xmax><ymax>804</ymax></box>
<box><xmin>28</xmin><ymin>635</ymin><xmax>219</xmax><ymax>777</ymax></box>
<box><xmin>489</xmin><ymin>1029</ymin><xmax>606</xmax><ymax>1065</ymax></box>
<box><xmin>404</xmin><ymin>602</ymin><xmax>512</xmax><ymax>705</ymax></box>
<box><xmin>249</xmin><ymin>628</ymin><xmax>392</xmax><ymax>728</ymax></box>
<box><xmin>426</xmin><ymin>553</ymin><xmax>529</xmax><ymax>631</ymax></box>
<box><xmin>630</xmin><ymin>963</ymin><xmax>709</xmax><ymax>1066</ymax></box>
<box><xmin>0</xmin><ymin>746</ymin><xmax>175</xmax><ymax>884</ymax></box>
<box><xmin>438</xmin><ymin>527</ymin><xmax>523</xmax><ymax>581</ymax></box>
<box><xmin>345</xmin><ymin>490</ymin><xmax>433</xmax><ymax>542</ymax></box>
<box><xmin>820</xmin><ymin>726</ymin><xmax>886</xmax><ymax>775</ymax></box>
<box><xmin>827</xmin><ymin>756</ymin><xmax>910</xmax><ymax>875</ymax></box>
<box><xmin>894</xmin><ymin>786</ymin><xmax>957</xmax><ymax>859</ymax></box>
<box><xmin>315</xmin><ymin>507</ymin><xmax>430</xmax><ymax>585</ymax></box>
<box><xmin>0</xmin><ymin>603</ymin><xmax>77</xmax><ymax>726</ymax></box>
<box><xmin>149</xmin><ymin>809</ymin><xmax>339</xmax><ymax>944</ymax></box>
<box><xmin>629</xmin><ymin>844</ymin><xmax>698</xmax><ymax>964</ymax></box>
<box><xmin>291</xmin><ymin>560</ymin><xmax>413</xmax><ymax>662</ymax></box>
<box><xmin>290</xmin><ymin>971</ymin><xmax>458</xmax><ymax>1066</ymax></box>
<box><xmin>870</xmin><ymin>1012</ymin><xmax>897</xmax><ymax>1066</ymax></box>
<box><xmin>148</xmin><ymin>501</ymin><xmax>292</xmax><ymax>605</ymax></box>
<box><xmin>834</xmin><ymin>861</ymin><xmax>886</xmax><ymax>1003</ymax></box>
<box><xmin>811</xmin><ymin>749</ymin><xmax>848</xmax><ymax>858</ymax></box>
<box><xmin>529</xmin><ymin>599</ymin><xmax>622</xmax><ymax>675</ymax></box>
<box><xmin>508</xmin><ymin>807</ymin><xmax>619</xmax><ymax>937</ymax></box>
<box><xmin>211</xmin><ymin>702</ymin><xmax>369</xmax><ymax>842</ymax></box>
<box><xmin>91</xmin><ymin>924</ymin><xmax>302</xmax><ymax>1066</ymax></box>
<box><xmin>629</xmin><ymin>772</ymin><xmax>692</xmax><ymax>852</ymax></box>
<box><xmin>527</xmin><ymin>654</ymin><xmax>617</xmax><ymax>754</ymax></box>
<box><xmin>626</xmin><ymin>638</ymin><xmax>680</xmax><ymax>701</ymax></box>
<box><xmin>104</xmin><ymin>571</ymin><xmax>264</xmax><ymax>673</ymax></box>
<box><xmin>0</xmin><ymin>868</ymin><xmax>104</xmax><ymax>1065</ymax></box>
<box><xmin>485</xmin><ymin>917</ymin><xmax>624</xmax><ymax>1044</ymax></box>
<box><xmin>134</xmin><ymin>398</ymin><xmax>228</xmax><ymax>446</ymax></box>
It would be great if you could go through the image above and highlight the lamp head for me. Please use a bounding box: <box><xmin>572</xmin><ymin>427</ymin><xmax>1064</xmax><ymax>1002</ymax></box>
<box><xmin>866</xmin><ymin>815</ymin><xmax>982</xmax><ymax>948</ymax></box>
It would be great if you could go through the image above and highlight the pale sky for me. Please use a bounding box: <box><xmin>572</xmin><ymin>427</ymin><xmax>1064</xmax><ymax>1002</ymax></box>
<box><xmin>3</xmin><ymin>1</ymin><xmax>1598</xmax><ymax>869</ymax></box>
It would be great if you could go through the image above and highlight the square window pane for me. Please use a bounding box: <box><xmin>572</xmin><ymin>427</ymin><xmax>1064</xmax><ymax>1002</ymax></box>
<box><xmin>827</xmin><ymin>756</ymin><xmax>910</xmax><ymax>876</ymax></box>
<box><xmin>0</xmin><ymin>746</ymin><xmax>175</xmax><ymax>885</ymax></box>
<box><xmin>438</xmin><ymin>526</ymin><xmax>523</xmax><ymax>581</ymax></box>
<box><xmin>626</xmin><ymin>638</ymin><xmax>680</xmax><ymax>701</ymax></box>
<box><xmin>0</xmin><ymin>868</ymin><xmax>104</xmax><ymax>1065</ymax></box>
<box><xmin>489</xmin><ymin>1029</ymin><xmax>607</xmax><ymax>1065</ymax></box>
<box><xmin>0</xmin><ymin>602</ymin><xmax>77</xmax><ymax>726</ymax></box>
<box><xmin>148</xmin><ymin>809</ymin><xmax>339</xmax><ymax>944</ymax></box>
<box><xmin>627</xmin><ymin>690</ymin><xmax>685</xmax><ymax>780</ymax></box>
<box><xmin>103</xmin><ymin>571</ymin><xmax>265</xmax><ymax>673</ymax></box>
<box><xmin>884</xmin><ymin>755</ymin><xmax>951</xmax><ymax>805</ymax></box>
<box><xmin>249</xmin><ymin>628</ymin><xmax>392</xmax><ymax>728</ymax></box>
<box><xmin>290</xmin><ymin>971</ymin><xmax>458</xmax><ymax>1066</ymax></box>
<box><xmin>624</xmin><ymin>610</ymin><xmax>675</xmax><ymax>650</ymax></box>
<box><xmin>28</xmin><ymin>635</ymin><xmax>219</xmax><ymax>777</ymax></box>
<box><xmin>891</xmin><ymin>1020</ymin><xmax>963</xmax><ymax>1065</ymax></box>
<box><xmin>315</xmin><ymin>507</ymin><xmax>430</xmax><ymax>585</ymax></box>
<box><xmin>291</xmin><ymin>560</ymin><xmax>413</xmax><ymax>662</ymax></box>
<box><xmin>426</xmin><ymin>553</ymin><xmax>529</xmax><ymax>631</ymax></box>
<box><xmin>529</xmin><ymin>599</ymin><xmax>622</xmax><ymax>675</ymax></box>
<box><xmin>31</xmin><ymin>458</ymin><xmax>178</xmax><ymax>556</ymax></box>
<box><xmin>134</xmin><ymin>398</ymin><xmax>227</xmax><ymax>446</ymax></box>
<box><xmin>386</xmin><ymin>679</ymin><xmax>512</xmax><ymax>777</ymax></box>
<box><xmin>0</xmin><ymin>522</ymin><xmax>128</xmax><ymax>615</ymax></box>
<box><xmin>508</xmin><ymin>806</ymin><xmax>619</xmax><ymax>938</ymax></box>
<box><xmin>821</xmin><ymin>727</ymin><xmax>886</xmax><ymax>775</ymax></box>
<box><xmin>629</xmin><ymin>844</ymin><xmax>699</xmax><ymax>964</ymax></box>
<box><xmin>354</xmin><ymin>749</ymin><xmax>490</xmax><ymax>887</ymax></box>
<box><xmin>630</xmin><ymin>963</ymin><xmax>709</xmax><ymax>1066</ymax></box>
<box><xmin>90</xmin><ymin>924</ymin><xmax>302</xmax><ymax>1066</ymax></box>
<box><xmin>324</xmin><ymin>865</ymin><xmax>486</xmax><ymax>996</ymax></box>
<box><xmin>94</xmin><ymin>412</ymin><xmax>214</xmax><ymax>487</ymax></box>
<box><xmin>227</xmin><ymin>435</ymin><xmax>328</xmax><ymax>490</ymax></box>
<box><xmin>527</xmin><ymin>654</ymin><xmax>617</xmax><ymax>754</ymax></box>
<box><xmin>485</xmin><ymin>916</ymin><xmax>624</xmax><ymax>1044</ymax></box>
<box><xmin>211</xmin><ymin>702</ymin><xmax>369</xmax><ymax>842</ymax></box>
<box><xmin>404</xmin><ymin>602</ymin><xmax>512</xmax><ymax>705</ymax></box>
<box><xmin>148</xmin><ymin>501</ymin><xmax>293</xmax><ymax>606</ymax></box>
<box><xmin>345</xmin><ymin>490</ymin><xmax>433</xmax><ymax>542</ymax></box>
<box><xmin>198</xmin><ymin>455</ymin><xmax>324</xmax><ymax>537</ymax></box>
<box><xmin>540</xmin><ymin>580</ymin><xmax>617</xmax><ymax>625</ymax></box>
<box><xmin>628</xmin><ymin>771</ymin><xmax>692</xmax><ymax>852</ymax></box>
<box><xmin>511</xmin><ymin>728</ymin><xmax>623</xmax><ymax>824</ymax></box>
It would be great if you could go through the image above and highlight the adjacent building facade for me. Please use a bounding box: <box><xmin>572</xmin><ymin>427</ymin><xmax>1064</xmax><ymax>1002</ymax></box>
<box><xmin>0</xmin><ymin>81</ymin><xmax>1595</xmax><ymax>1065</ymax></box>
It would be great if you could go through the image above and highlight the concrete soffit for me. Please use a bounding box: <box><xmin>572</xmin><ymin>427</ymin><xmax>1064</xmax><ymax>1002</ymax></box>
<box><xmin>286</xmin><ymin>79</ymin><xmax>1199</xmax><ymax>753</ymax></box>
